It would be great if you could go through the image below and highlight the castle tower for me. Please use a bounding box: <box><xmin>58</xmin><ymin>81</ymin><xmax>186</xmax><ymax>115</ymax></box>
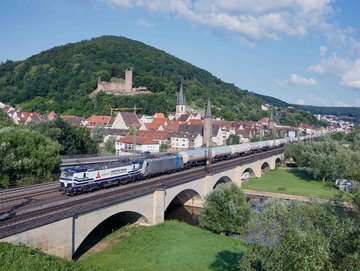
<box><xmin>125</xmin><ymin>68</ymin><xmax>133</xmax><ymax>92</ymax></box>
<box><xmin>176</xmin><ymin>83</ymin><xmax>186</xmax><ymax>119</ymax></box>
<box><xmin>203</xmin><ymin>97</ymin><xmax>212</xmax><ymax>147</ymax></box>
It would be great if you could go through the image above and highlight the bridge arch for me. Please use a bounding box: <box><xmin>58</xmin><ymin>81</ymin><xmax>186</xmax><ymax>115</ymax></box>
<box><xmin>275</xmin><ymin>157</ymin><xmax>282</xmax><ymax>166</ymax></box>
<box><xmin>165</xmin><ymin>189</ymin><xmax>203</xmax><ymax>211</ymax></box>
<box><xmin>213</xmin><ymin>176</ymin><xmax>233</xmax><ymax>189</ymax></box>
<box><xmin>74</xmin><ymin>211</ymin><xmax>148</xmax><ymax>259</ymax></box>
<box><xmin>261</xmin><ymin>162</ymin><xmax>270</xmax><ymax>172</ymax></box>
<box><xmin>241</xmin><ymin>167</ymin><xmax>255</xmax><ymax>180</ymax></box>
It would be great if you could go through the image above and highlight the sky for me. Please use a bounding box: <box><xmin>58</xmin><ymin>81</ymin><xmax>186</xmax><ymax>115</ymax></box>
<box><xmin>1</xmin><ymin>0</ymin><xmax>360</xmax><ymax>107</ymax></box>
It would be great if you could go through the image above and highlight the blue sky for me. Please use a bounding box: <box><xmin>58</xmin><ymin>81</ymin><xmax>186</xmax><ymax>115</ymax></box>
<box><xmin>1</xmin><ymin>0</ymin><xmax>360</xmax><ymax>107</ymax></box>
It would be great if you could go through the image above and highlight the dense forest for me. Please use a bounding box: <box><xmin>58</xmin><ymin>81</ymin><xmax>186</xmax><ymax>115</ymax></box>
<box><xmin>0</xmin><ymin>35</ymin><xmax>268</xmax><ymax>121</ymax></box>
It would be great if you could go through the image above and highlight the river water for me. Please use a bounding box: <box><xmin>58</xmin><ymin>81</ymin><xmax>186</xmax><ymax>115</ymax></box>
<box><xmin>165</xmin><ymin>195</ymin><xmax>267</xmax><ymax>226</ymax></box>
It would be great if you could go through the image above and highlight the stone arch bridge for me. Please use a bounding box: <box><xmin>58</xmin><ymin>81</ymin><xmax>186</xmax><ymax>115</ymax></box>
<box><xmin>1</xmin><ymin>150</ymin><xmax>284</xmax><ymax>259</ymax></box>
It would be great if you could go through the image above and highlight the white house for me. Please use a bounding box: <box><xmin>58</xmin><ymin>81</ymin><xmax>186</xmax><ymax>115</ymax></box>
<box><xmin>115</xmin><ymin>136</ymin><xmax>160</xmax><ymax>155</ymax></box>
<box><xmin>170</xmin><ymin>132</ymin><xmax>203</xmax><ymax>150</ymax></box>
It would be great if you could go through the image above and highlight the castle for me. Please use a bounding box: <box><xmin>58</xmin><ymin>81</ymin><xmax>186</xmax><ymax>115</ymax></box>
<box><xmin>91</xmin><ymin>68</ymin><xmax>151</xmax><ymax>97</ymax></box>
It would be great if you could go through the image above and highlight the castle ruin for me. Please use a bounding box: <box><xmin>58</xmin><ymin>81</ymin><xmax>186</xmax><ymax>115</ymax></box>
<box><xmin>90</xmin><ymin>68</ymin><xmax>151</xmax><ymax>97</ymax></box>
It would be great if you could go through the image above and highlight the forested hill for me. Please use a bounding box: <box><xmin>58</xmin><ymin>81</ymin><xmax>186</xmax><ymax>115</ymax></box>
<box><xmin>0</xmin><ymin>35</ymin><xmax>266</xmax><ymax>120</ymax></box>
<box><xmin>293</xmin><ymin>105</ymin><xmax>360</xmax><ymax>118</ymax></box>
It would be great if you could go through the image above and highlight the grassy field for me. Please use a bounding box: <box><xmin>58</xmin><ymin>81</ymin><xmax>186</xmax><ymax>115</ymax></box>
<box><xmin>0</xmin><ymin>242</ymin><xmax>88</xmax><ymax>271</ymax></box>
<box><xmin>242</xmin><ymin>167</ymin><xmax>338</xmax><ymax>199</ymax></box>
<box><xmin>80</xmin><ymin>221</ymin><xmax>243</xmax><ymax>271</ymax></box>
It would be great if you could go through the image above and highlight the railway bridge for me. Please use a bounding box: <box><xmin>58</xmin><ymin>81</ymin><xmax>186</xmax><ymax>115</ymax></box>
<box><xmin>0</xmin><ymin>149</ymin><xmax>284</xmax><ymax>259</ymax></box>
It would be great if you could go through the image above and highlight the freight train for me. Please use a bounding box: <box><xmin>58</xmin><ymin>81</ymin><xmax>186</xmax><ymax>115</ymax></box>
<box><xmin>59</xmin><ymin>136</ymin><xmax>314</xmax><ymax>195</ymax></box>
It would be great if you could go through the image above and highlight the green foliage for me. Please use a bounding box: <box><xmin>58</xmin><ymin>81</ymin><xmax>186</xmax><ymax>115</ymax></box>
<box><xmin>331</xmin><ymin>131</ymin><xmax>346</xmax><ymax>141</ymax></box>
<box><xmin>278</xmin><ymin>107</ymin><xmax>328</xmax><ymax>127</ymax></box>
<box><xmin>91</xmin><ymin>124</ymin><xmax>105</xmax><ymax>144</ymax></box>
<box><xmin>160</xmin><ymin>141</ymin><xmax>169</xmax><ymax>151</ymax></box>
<box><xmin>286</xmin><ymin>133</ymin><xmax>360</xmax><ymax>183</ymax></box>
<box><xmin>104</xmin><ymin>137</ymin><xmax>116</xmax><ymax>154</ymax></box>
<box><xmin>29</xmin><ymin>119</ymin><xmax>98</xmax><ymax>155</ymax></box>
<box><xmin>0</xmin><ymin>243</ymin><xmax>90</xmax><ymax>271</ymax></box>
<box><xmin>226</xmin><ymin>134</ymin><xmax>240</xmax><ymax>145</ymax></box>
<box><xmin>199</xmin><ymin>183</ymin><xmax>251</xmax><ymax>234</ymax></box>
<box><xmin>240</xmin><ymin>200</ymin><xmax>360</xmax><ymax>271</ymax></box>
<box><xmin>0</xmin><ymin>36</ymin><xmax>266</xmax><ymax>121</ymax></box>
<box><xmin>285</xmin><ymin>140</ymin><xmax>344</xmax><ymax>181</ymax></box>
<box><xmin>0</xmin><ymin>127</ymin><xmax>61</xmax><ymax>188</ymax></box>
<box><xmin>0</xmin><ymin>111</ymin><xmax>13</xmax><ymax>128</ymax></box>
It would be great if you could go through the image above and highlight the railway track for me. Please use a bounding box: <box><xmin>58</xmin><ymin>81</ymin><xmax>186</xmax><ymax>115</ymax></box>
<box><xmin>0</xmin><ymin>181</ymin><xmax>58</xmax><ymax>198</ymax></box>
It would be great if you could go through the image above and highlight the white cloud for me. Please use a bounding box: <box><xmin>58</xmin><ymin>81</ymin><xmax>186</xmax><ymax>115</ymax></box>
<box><xmin>290</xmin><ymin>74</ymin><xmax>317</xmax><ymax>86</ymax></box>
<box><xmin>137</xmin><ymin>18</ymin><xmax>154</xmax><ymax>28</ymax></box>
<box><xmin>296</xmin><ymin>99</ymin><xmax>305</xmax><ymax>105</ymax></box>
<box><xmin>102</xmin><ymin>0</ymin><xmax>334</xmax><ymax>42</ymax></box>
<box><xmin>319</xmin><ymin>46</ymin><xmax>327</xmax><ymax>56</ymax></box>
<box><xmin>309</xmin><ymin>55</ymin><xmax>360</xmax><ymax>90</ymax></box>
<box><xmin>355</xmin><ymin>99</ymin><xmax>360</xmax><ymax>106</ymax></box>
<box><xmin>308</xmin><ymin>64</ymin><xmax>325</xmax><ymax>75</ymax></box>
<box><xmin>274</xmin><ymin>73</ymin><xmax>316</xmax><ymax>87</ymax></box>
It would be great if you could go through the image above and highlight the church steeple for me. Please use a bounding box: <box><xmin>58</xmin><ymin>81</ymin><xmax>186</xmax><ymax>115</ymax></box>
<box><xmin>176</xmin><ymin>83</ymin><xmax>186</xmax><ymax>106</ymax></box>
<box><xmin>205</xmin><ymin>97</ymin><xmax>212</xmax><ymax>118</ymax></box>
<box><xmin>176</xmin><ymin>82</ymin><xmax>186</xmax><ymax>119</ymax></box>
<box><xmin>203</xmin><ymin>97</ymin><xmax>213</xmax><ymax>147</ymax></box>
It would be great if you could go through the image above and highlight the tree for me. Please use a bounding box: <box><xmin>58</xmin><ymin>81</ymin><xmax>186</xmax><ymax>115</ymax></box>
<box><xmin>226</xmin><ymin>134</ymin><xmax>240</xmax><ymax>145</ymax></box>
<box><xmin>285</xmin><ymin>140</ymin><xmax>343</xmax><ymax>182</ymax></box>
<box><xmin>239</xmin><ymin>200</ymin><xmax>360</xmax><ymax>271</ymax></box>
<box><xmin>0</xmin><ymin>127</ymin><xmax>61</xmax><ymax>188</ymax></box>
<box><xmin>199</xmin><ymin>183</ymin><xmax>250</xmax><ymax>234</ymax></box>
<box><xmin>92</xmin><ymin>124</ymin><xmax>105</xmax><ymax>144</ymax></box>
<box><xmin>0</xmin><ymin>111</ymin><xmax>13</xmax><ymax>128</ymax></box>
<box><xmin>30</xmin><ymin>118</ymin><xmax>98</xmax><ymax>155</ymax></box>
<box><xmin>104</xmin><ymin>137</ymin><xmax>116</xmax><ymax>154</ymax></box>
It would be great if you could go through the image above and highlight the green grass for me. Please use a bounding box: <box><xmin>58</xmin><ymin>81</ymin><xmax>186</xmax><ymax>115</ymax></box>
<box><xmin>242</xmin><ymin>167</ymin><xmax>338</xmax><ymax>199</ymax></box>
<box><xmin>80</xmin><ymin>221</ymin><xmax>244</xmax><ymax>271</ymax></box>
<box><xmin>0</xmin><ymin>242</ymin><xmax>87</xmax><ymax>271</ymax></box>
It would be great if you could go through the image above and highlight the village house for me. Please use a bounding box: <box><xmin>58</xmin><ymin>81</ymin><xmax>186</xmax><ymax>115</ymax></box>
<box><xmin>115</xmin><ymin>136</ymin><xmax>160</xmax><ymax>155</ymax></box>
<box><xmin>111</xmin><ymin>112</ymin><xmax>141</xmax><ymax>130</ymax></box>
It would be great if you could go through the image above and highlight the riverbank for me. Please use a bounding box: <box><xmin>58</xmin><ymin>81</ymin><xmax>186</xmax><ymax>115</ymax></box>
<box><xmin>242</xmin><ymin>167</ymin><xmax>338</xmax><ymax>199</ymax></box>
<box><xmin>80</xmin><ymin>220</ymin><xmax>243</xmax><ymax>271</ymax></box>
<box><xmin>1</xmin><ymin>221</ymin><xmax>244</xmax><ymax>271</ymax></box>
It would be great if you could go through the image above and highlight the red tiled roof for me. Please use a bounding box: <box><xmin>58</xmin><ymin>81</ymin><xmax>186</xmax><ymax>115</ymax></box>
<box><xmin>259</xmin><ymin>117</ymin><xmax>269</xmax><ymax>123</ymax></box>
<box><xmin>138</xmin><ymin>130</ymin><xmax>169</xmax><ymax>140</ymax></box>
<box><xmin>116</xmin><ymin>136</ymin><xmax>157</xmax><ymax>145</ymax></box>
<box><xmin>86</xmin><ymin>115</ymin><xmax>111</xmax><ymax>126</ymax></box>
<box><xmin>119</xmin><ymin>112</ymin><xmax>140</xmax><ymax>126</ymax></box>
<box><xmin>153</xmin><ymin>113</ymin><xmax>165</xmax><ymax>118</ymax></box>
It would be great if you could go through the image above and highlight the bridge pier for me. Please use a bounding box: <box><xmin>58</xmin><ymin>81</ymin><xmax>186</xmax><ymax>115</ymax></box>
<box><xmin>152</xmin><ymin>189</ymin><xmax>165</xmax><ymax>225</ymax></box>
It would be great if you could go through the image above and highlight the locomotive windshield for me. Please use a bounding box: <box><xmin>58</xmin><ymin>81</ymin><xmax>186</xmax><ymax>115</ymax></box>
<box><xmin>60</xmin><ymin>170</ymin><xmax>74</xmax><ymax>179</ymax></box>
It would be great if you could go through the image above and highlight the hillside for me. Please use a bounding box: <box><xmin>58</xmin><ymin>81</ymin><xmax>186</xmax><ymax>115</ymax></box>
<box><xmin>293</xmin><ymin>105</ymin><xmax>360</xmax><ymax>118</ymax></box>
<box><xmin>0</xmin><ymin>35</ymin><xmax>266</xmax><ymax>121</ymax></box>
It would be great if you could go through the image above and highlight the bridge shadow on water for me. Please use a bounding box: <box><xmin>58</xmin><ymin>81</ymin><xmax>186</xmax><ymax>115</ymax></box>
<box><xmin>73</xmin><ymin>212</ymin><xmax>144</xmax><ymax>260</ymax></box>
<box><xmin>165</xmin><ymin>204</ymin><xmax>202</xmax><ymax>226</ymax></box>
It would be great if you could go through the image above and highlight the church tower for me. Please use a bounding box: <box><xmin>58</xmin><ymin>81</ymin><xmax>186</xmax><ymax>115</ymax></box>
<box><xmin>203</xmin><ymin>97</ymin><xmax>212</xmax><ymax>147</ymax></box>
<box><xmin>176</xmin><ymin>83</ymin><xmax>186</xmax><ymax>119</ymax></box>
